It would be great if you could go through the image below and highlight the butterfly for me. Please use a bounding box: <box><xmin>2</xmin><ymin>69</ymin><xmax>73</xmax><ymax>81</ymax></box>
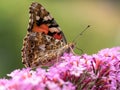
<box><xmin>21</xmin><ymin>2</ymin><xmax>74</xmax><ymax>68</ymax></box>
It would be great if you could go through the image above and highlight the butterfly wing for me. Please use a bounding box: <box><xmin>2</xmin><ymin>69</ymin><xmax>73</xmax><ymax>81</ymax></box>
<box><xmin>21</xmin><ymin>2</ymin><xmax>68</xmax><ymax>68</ymax></box>
<box><xmin>28</xmin><ymin>2</ymin><xmax>67</xmax><ymax>43</ymax></box>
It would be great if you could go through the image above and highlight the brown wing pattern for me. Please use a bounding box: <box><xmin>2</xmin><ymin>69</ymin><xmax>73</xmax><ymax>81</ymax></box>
<box><xmin>21</xmin><ymin>2</ymin><xmax>70</xmax><ymax>68</ymax></box>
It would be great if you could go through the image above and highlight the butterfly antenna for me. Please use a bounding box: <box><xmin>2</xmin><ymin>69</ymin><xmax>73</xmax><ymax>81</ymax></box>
<box><xmin>74</xmin><ymin>46</ymin><xmax>84</xmax><ymax>54</ymax></box>
<box><xmin>72</xmin><ymin>25</ymin><xmax>90</xmax><ymax>43</ymax></box>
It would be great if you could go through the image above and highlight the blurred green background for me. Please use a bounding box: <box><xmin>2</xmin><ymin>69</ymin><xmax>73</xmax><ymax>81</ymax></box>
<box><xmin>0</xmin><ymin>0</ymin><xmax>120</xmax><ymax>78</ymax></box>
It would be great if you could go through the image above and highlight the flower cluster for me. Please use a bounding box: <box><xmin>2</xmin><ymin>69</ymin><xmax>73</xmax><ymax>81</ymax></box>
<box><xmin>0</xmin><ymin>47</ymin><xmax>120</xmax><ymax>90</ymax></box>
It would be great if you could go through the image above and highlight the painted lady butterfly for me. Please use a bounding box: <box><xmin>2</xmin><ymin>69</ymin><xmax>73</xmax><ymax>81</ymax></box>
<box><xmin>21</xmin><ymin>2</ymin><xmax>74</xmax><ymax>68</ymax></box>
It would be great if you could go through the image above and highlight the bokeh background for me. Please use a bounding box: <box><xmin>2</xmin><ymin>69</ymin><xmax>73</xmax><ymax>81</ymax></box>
<box><xmin>0</xmin><ymin>0</ymin><xmax>120</xmax><ymax>78</ymax></box>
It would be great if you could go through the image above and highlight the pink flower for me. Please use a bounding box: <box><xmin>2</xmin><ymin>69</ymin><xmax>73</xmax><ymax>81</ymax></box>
<box><xmin>0</xmin><ymin>47</ymin><xmax>120</xmax><ymax>90</ymax></box>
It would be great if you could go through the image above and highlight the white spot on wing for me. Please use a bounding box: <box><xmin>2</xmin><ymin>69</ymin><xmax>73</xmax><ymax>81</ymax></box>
<box><xmin>30</xmin><ymin>32</ymin><xmax>37</xmax><ymax>36</ymax></box>
<box><xmin>47</xmin><ymin>15</ymin><xmax>52</xmax><ymax>20</ymax></box>
<box><xmin>46</xmin><ymin>35</ymin><xmax>52</xmax><ymax>41</ymax></box>
<box><xmin>57</xmin><ymin>27</ymin><xmax>61</xmax><ymax>31</ymax></box>
<box><xmin>34</xmin><ymin>2</ymin><xmax>38</xmax><ymax>6</ymax></box>
<box><xmin>39</xmin><ymin>44</ymin><xmax>46</xmax><ymax>51</ymax></box>
<box><xmin>55</xmin><ymin>39</ymin><xmax>59</xmax><ymax>43</ymax></box>
<box><xmin>44</xmin><ymin>15</ymin><xmax>53</xmax><ymax>21</ymax></box>
<box><xmin>41</xmin><ymin>7</ymin><xmax>45</xmax><ymax>10</ymax></box>
<box><xmin>44</xmin><ymin>16</ymin><xmax>49</xmax><ymax>21</ymax></box>
<box><xmin>36</xmin><ymin>16</ymin><xmax>40</xmax><ymax>20</ymax></box>
<box><xmin>49</xmin><ymin>28</ymin><xmax>59</xmax><ymax>33</ymax></box>
<box><xmin>31</xmin><ymin>6</ymin><xmax>36</xmax><ymax>9</ymax></box>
